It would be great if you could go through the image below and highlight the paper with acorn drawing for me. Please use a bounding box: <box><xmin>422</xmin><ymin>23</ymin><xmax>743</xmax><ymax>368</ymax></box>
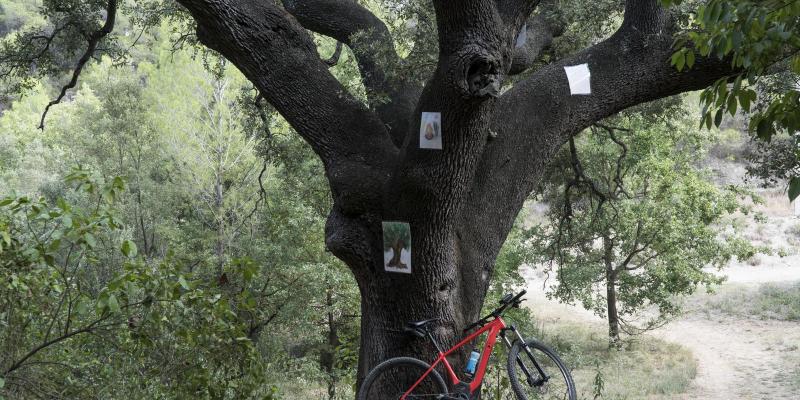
<box><xmin>419</xmin><ymin>112</ymin><xmax>442</xmax><ymax>150</ymax></box>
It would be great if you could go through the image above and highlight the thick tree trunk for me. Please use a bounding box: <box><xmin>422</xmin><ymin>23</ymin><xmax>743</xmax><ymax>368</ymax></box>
<box><xmin>603</xmin><ymin>236</ymin><xmax>621</xmax><ymax>348</ymax></box>
<box><xmin>329</xmin><ymin>207</ymin><xmax>503</xmax><ymax>391</ymax></box>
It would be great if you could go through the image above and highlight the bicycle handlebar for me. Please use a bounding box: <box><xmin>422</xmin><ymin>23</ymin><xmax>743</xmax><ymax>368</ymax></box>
<box><xmin>463</xmin><ymin>290</ymin><xmax>527</xmax><ymax>332</ymax></box>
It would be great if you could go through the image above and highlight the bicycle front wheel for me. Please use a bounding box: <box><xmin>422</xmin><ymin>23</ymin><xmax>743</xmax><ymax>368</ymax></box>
<box><xmin>507</xmin><ymin>339</ymin><xmax>576</xmax><ymax>400</ymax></box>
<box><xmin>357</xmin><ymin>357</ymin><xmax>449</xmax><ymax>400</ymax></box>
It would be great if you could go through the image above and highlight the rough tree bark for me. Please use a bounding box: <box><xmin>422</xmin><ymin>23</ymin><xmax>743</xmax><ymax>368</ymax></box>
<box><xmin>174</xmin><ymin>0</ymin><xmax>736</xmax><ymax>395</ymax></box>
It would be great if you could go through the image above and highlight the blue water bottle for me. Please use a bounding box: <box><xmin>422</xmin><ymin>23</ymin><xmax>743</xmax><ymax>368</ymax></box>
<box><xmin>465</xmin><ymin>350</ymin><xmax>480</xmax><ymax>376</ymax></box>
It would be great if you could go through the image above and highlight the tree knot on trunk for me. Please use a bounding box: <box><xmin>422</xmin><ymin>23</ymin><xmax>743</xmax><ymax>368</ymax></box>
<box><xmin>455</xmin><ymin>48</ymin><xmax>505</xmax><ymax>99</ymax></box>
<box><xmin>325</xmin><ymin>207</ymin><xmax>381</xmax><ymax>275</ymax></box>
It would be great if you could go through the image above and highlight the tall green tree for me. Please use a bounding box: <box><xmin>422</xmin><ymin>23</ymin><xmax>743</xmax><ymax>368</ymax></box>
<box><xmin>525</xmin><ymin>115</ymin><xmax>756</xmax><ymax>345</ymax></box>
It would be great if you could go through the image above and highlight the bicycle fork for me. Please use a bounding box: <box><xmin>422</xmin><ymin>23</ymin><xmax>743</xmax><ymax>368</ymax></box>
<box><xmin>501</xmin><ymin>325</ymin><xmax>550</xmax><ymax>387</ymax></box>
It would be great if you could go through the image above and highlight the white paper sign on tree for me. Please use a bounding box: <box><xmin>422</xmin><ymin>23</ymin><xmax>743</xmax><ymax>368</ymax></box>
<box><xmin>515</xmin><ymin>24</ymin><xmax>527</xmax><ymax>48</ymax></box>
<box><xmin>382</xmin><ymin>221</ymin><xmax>412</xmax><ymax>274</ymax></box>
<box><xmin>564</xmin><ymin>63</ymin><xmax>592</xmax><ymax>95</ymax></box>
<box><xmin>419</xmin><ymin>112</ymin><xmax>443</xmax><ymax>150</ymax></box>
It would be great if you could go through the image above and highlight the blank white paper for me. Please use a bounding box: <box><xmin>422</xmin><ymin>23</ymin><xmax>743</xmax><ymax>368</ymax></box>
<box><xmin>515</xmin><ymin>24</ymin><xmax>527</xmax><ymax>48</ymax></box>
<box><xmin>564</xmin><ymin>63</ymin><xmax>591</xmax><ymax>95</ymax></box>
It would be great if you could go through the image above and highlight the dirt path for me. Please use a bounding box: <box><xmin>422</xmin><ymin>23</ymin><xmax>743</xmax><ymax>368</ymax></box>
<box><xmin>655</xmin><ymin>314</ymin><xmax>799</xmax><ymax>400</ymax></box>
<box><xmin>521</xmin><ymin>265</ymin><xmax>800</xmax><ymax>400</ymax></box>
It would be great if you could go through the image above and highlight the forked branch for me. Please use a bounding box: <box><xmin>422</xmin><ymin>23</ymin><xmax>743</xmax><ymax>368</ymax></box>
<box><xmin>39</xmin><ymin>0</ymin><xmax>118</xmax><ymax>130</ymax></box>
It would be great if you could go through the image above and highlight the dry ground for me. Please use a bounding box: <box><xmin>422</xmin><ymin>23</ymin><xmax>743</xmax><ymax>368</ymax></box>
<box><xmin>524</xmin><ymin>263</ymin><xmax>800</xmax><ymax>400</ymax></box>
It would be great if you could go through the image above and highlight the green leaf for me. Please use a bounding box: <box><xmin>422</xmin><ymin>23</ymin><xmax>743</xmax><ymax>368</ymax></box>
<box><xmin>756</xmin><ymin>119</ymin><xmax>773</xmax><ymax>141</ymax></box>
<box><xmin>714</xmin><ymin>108</ymin><xmax>723</xmax><ymax>127</ymax></box>
<box><xmin>672</xmin><ymin>50</ymin><xmax>686</xmax><ymax>71</ymax></box>
<box><xmin>107</xmin><ymin>294</ymin><xmax>121</xmax><ymax>314</ymax></box>
<box><xmin>83</xmin><ymin>233</ymin><xmax>96</xmax><ymax>249</ymax></box>
<box><xmin>112</xmin><ymin>176</ymin><xmax>125</xmax><ymax>190</ymax></box>
<box><xmin>739</xmin><ymin>92</ymin><xmax>751</xmax><ymax>112</ymax></box>
<box><xmin>685</xmin><ymin>49</ymin><xmax>695</xmax><ymax>69</ymax></box>
<box><xmin>792</xmin><ymin>56</ymin><xmax>800</xmax><ymax>74</ymax></box>
<box><xmin>178</xmin><ymin>276</ymin><xmax>190</xmax><ymax>290</ymax></box>
<box><xmin>789</xmin><ymin>177</ymin><xmax>800</xmax><ymax>202</ymax></box>
<box><xmin>1</xmin><ymin>231</ymin><xmax>10</xmax><ymax>246</ymax></box>
<box><xmin>727</xmin><ymin>95</ymin><xmax>737</xmax><ymax>116</ymax></box>
<box><xmin>121</xmin><ymin>240</ymin><xmax>137</xmax><ymax>258</ymax></box>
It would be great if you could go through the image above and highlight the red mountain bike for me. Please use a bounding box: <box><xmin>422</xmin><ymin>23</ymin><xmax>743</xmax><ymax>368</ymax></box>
<box><xmin>357</xmin><ymin>290</ymin><xmax>576</xmax><ymax>400</ymax></box>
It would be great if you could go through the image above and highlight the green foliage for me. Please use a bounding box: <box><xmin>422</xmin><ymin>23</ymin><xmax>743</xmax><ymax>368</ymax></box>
<box><xmin>0</xmin><ymin>168</ymin><xmax>280</xmax><ymax>399</ymax></box>
<box><xmin>524</xmin><ymin>113</ymin><xmax>757</xmax><ymax>339</ymax></box>
<box><xmin>745</xmin><ymin>133</ymin><xmax>800</xmax><ymax>188</ymax></box>
<box><xmin>592</xmin><ymin>360</ymin><xmax>605</xmax><ymax>399</ymax></box>
<box><xmin>663</xmin><ymin>0</ymin><xmax>800</xmax><ymax>199</ymax></box>
<box><xmin>0</xmin><ymin>19</ymin><xmax>361</xmax><ymax>397</ymax></box>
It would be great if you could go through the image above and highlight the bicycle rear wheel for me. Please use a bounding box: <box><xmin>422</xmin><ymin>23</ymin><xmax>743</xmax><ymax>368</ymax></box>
<box><xmin>507</xmin><ymin>339</ymin><xmax>576</xmax><ymax>400</ymax></box>
<box><xmin>358</xmin><ymin>357</ymin><xmax>449</xmax><ymax>400</ymax></box>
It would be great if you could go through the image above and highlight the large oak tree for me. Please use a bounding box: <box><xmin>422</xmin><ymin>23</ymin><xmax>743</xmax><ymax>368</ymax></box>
<box><xmin>2</xmin><ymin>0</ymin><xmax>745</xmax><ymax>392</ymax></box>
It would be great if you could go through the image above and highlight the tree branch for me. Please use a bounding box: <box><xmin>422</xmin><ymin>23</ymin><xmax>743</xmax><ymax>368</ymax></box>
<box><xmin>508</xmin><ymin>14</ymin><xmax>562</xmax><ymax>76</ymax></box>
<box><xmin>620</xmin><ymin>0</ymin><xmax>668</xmax><ymax>34</ymax></box>
<box><xmin>38</xmin><ymin>0</ymin><xmax>118</xmax><ymax>130</ymax></box>
<box><xmin>4</xmin><ymin>316</ymin><xmax>120</xmax><ymax>375</ymax></box>
<box><xmin>324</xmin><ymin>41</ymin><xmax>344</xmax><ymax>68</ymax></box>
<box><xmin>459</xmin><ymin>0</ymin><xmax>737</xmax><ymax>268</ymax></box>
<box><xmin>177</xmin><ymin>0</ymin><xmax>397</xmax><ymax>193</ymax></box>
<box><xmin>281</xmin><ymin>0</ymin><xmax>417</xmax><ymax>142</ymax></box>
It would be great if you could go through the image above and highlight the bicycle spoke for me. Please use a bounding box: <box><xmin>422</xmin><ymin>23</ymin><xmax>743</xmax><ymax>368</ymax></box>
<box><xmin>358</xmin><ymin>358</ymin><xmax>448</xmax><ymax>400</ymax></box>
<box><xmin>508</xmin><ymin>340</ymin><xmax>575</xmax><ymax>400</ymax></box>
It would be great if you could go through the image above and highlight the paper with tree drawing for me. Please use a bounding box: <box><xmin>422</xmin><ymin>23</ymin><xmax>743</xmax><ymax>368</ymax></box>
<box><xmin>382</xmin><ymin>221</ymin><xmax>412</xmax><ymax>274</ymax></box>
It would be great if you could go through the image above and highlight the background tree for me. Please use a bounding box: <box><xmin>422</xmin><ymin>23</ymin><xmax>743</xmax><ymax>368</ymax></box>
<box><xmin>523</xmin><ymin>113</ymin><xmax>757</xmax><ymax>346</ymax></box>
<box><xmin>0</xmin><ymin>169</ymin><xmax>275</xmax><ymax>399</ymax></box>
<box><xmin>1</xmin><ymin>15</ymin><xmax>364</xmax><ymax>396</ymax></box>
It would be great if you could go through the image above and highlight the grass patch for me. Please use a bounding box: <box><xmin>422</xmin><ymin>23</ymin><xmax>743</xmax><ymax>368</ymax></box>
<box><xmin>273</xmin><ymin>318</ymin><xmax>697</xmax><ymax>400</ymax></box>
<box><xmin>536</xmin><ymin>322</ymin><xmax>696</xmax><ymax>400</ymax></box>
<box><xmin>706</xmin><ymin>282</ymin><xmax>800</xmax><ymax>321</ymax></box>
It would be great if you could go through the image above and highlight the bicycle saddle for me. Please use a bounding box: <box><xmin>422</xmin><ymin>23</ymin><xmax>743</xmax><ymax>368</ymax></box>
<box><xmin>404</xmin><ymin>318</ymin><xmax>440</xmax><ymax>338</ymax></box>
<box><xmin>406</xmin><ymin>318</ymin><xmax>440</xmax><ymax>330</ymax></box>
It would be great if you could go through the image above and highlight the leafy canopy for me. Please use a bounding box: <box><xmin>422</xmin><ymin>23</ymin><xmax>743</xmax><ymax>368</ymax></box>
<box><xmin>663</xmin><ymin>0</ymin><xmax>800</xmax><ymax>199</ymax></box>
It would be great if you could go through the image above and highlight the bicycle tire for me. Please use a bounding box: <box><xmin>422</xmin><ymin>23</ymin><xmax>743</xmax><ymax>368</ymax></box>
<box><xmin>507</xmin><ymin>339</ymin><xmax>577</xmax><ymax>400</ymax></box>
<box><xmin>358</xmin><ymin>357</ymin><xmax>449</xmax><ymax>400</ymax></box>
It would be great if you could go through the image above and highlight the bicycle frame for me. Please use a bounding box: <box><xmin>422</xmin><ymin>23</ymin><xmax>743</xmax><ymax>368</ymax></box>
<box><xmin>402</xmin><ymin>316</ymin><xmax>508</xmax><ymax>398</ymax></box>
